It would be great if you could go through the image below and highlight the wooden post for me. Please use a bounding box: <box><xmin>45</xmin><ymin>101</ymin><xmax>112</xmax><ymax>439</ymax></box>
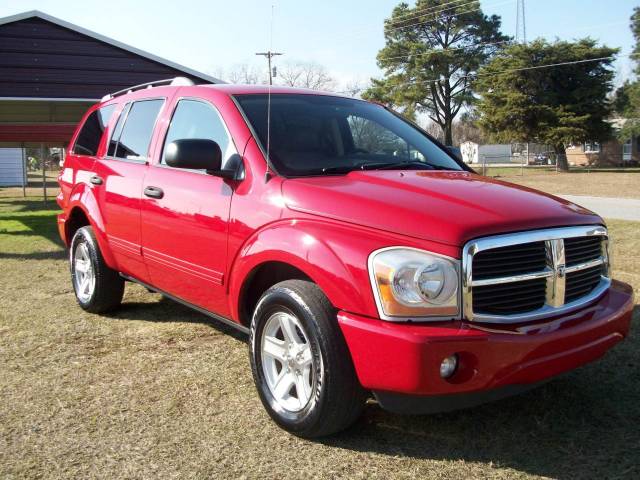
<box><xmin>21</xmin><ymin>142</ymin><xmax>27</xmax><ymax>197</ymax></box>
<box><xmin>41</xmin><ymin>143</ymin><xmax>47</xmax><ymax>203</ymax></box>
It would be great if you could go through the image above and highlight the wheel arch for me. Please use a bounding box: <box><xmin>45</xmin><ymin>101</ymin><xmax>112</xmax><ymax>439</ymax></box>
<box><xmin>228</xmin><ymin>221</ymin><xmax>375</xmax><ymax>326</ymax></box>
<box><xmin>65</xmin><ymin>182</ymin><xmax>117</xmax><ymax>268</ymax></box>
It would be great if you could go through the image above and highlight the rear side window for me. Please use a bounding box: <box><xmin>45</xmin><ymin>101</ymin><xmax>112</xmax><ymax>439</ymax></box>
<box><xmin>108</xmin><ymin>99</ymin><xmax>164</xmax><ymax>161</ymax></box>
<box><xmin>161</xmin><ymin>99</ymin><xmax>234</xmax><ymax>167</ymax></box>
<box><xmin>73</xmin><ymin>104</ymin><xmax>116</xmax><ymax>156</ymax></box>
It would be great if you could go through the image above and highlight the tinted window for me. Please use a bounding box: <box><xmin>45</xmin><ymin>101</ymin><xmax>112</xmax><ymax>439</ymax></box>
<box><xmin>110</xmin><ymin>99</ymin><xmax>163</xmax><ymax>161</ymax></box>
<box><xmin>235</xmin><ymin>94</ymin><xmax>463</xmax><ymax>177</ymax></box>
<box><xmin>107</xmin><ymin>103</ymin><xmax>131</xmax><ymax>157</ymax></box>
<box><xmin>161</xmin><ymin>99</ymin><xmax>235</xmax><ymax>167</ymax></box>
<box><xmin>73</xmin><ymin>105</ymin><xmax>115</xmax><ymax>156</ymax></box>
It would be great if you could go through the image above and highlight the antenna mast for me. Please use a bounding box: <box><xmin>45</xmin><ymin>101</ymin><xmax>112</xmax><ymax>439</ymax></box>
<box><xmin>516</xmin><ymin>0</ymin><xmax>527</xmax><ymax>44</ymax></box>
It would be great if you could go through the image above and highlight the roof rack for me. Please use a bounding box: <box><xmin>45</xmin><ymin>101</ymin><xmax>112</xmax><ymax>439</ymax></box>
<box><xmin>100</xmin><ymin>76</ymin><xmax>195</xmax><ymax>102</ymax></box>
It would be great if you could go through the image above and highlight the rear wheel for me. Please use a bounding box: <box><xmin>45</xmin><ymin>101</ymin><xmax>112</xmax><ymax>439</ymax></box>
<box><xmin>250</xmin><ymin>280</ymin><xmax>366</xmax><ymax>438</ymax></box>
<box><xmin>70</xmin><ymin>226</ymin><xmax>124</xmax><ymax>313</ymax></box>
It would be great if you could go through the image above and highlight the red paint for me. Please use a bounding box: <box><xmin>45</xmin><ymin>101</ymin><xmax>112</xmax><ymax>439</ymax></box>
<box><xmin>58</xmin><ymin>84</ymin><xmax>634</xmax><ymax>405</ymax></box>
<box><xmin>338</xmin><ymin>280</ymin><xmax>633</xmax><ymax>395</ymax></box>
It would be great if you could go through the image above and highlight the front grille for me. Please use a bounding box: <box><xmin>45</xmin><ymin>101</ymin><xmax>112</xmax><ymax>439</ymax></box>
<box><xmin>473</xmin><ymin>277</ymin><xmax>547</xmax><ymax>314</ymax></box>
<box><xmin>566</xmin><ymin>265</ymin><xmax>603</xmax><ymax>303</ymax></box>
<box><xmin>565</xmin><ymin>236</ymin><xmax>603</xmax><ymax>266</ymax></box>
<box><xmin>472</xmin><ymin>242</ymin><xmax>547</xmax><ymax>280</ymax></box>
<box><xmin>463</xmin><ymin>226</ymin><xmax>609</xmax><ymax>323</ymax></box>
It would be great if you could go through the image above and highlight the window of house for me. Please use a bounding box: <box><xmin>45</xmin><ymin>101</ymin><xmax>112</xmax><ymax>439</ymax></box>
<box><xmin>73</xmin><ymin>104</ymin><xmax>116</xmax><ymax>156</ymax></box>
<box><xmin>161</xmin><ymin>99</ymin><xmax>235</xmax><ymax>168</ymax></box>
<box><xmin>108</xmin><ymin>99</ymin><xmax>164</xmax><ymax>161</ymax></box>
<box><xmin>583</xmin><ymin>141</ymin><xmax>601</xmax><ymax>153</ymax></box>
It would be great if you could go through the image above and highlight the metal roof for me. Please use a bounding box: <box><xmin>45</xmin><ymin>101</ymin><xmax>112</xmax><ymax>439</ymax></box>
<box><xmin>0</xmin><ymin>10</ymin><xmax>224</xmax><ymax>85</ymax></box>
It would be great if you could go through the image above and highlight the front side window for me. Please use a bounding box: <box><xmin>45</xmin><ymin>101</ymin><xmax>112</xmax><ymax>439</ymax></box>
<box><xmin>161</xmin><ymin>99</ymin><xmax>235</xmax><ymax>167</ymax></box>
<box><xmin>73</xmin><ymin>104</ymin><xmax>116</xmax><ymax>156</ymax></box>
<box><xmin>234</xmin><ymin>94</ymin><xmax>463</xmax><ymax>177</ymax></box>
<box><xmin>109</xmin><ymin>99</ymin><xmax>164</xmax><ymax>161</ymax></box>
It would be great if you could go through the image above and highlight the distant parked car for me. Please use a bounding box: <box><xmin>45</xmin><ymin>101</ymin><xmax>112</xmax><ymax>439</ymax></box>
<box><xmin>57</xmin><ymin>78</ymin><xmax>633</xmax><ymax>437</ymax></box>
<box><xmin>529</xmin><ymin>154</ymin><xmax>550</xmax><ymax>165</ymax></box>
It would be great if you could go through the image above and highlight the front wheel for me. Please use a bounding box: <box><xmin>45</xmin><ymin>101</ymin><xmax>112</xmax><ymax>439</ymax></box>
<box><xmin>249</xmin><ymin>280</ymin><xmax>366</xmax><ymax>438</ymax></box>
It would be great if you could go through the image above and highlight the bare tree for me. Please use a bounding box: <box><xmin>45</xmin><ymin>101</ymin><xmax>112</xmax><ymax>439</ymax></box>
<box><xmin>340</xmin><ymin>80</ymin><xmax>368</xmax><ymax>98</ymax></box>
<box><xmin>425</xmin><ymin>121</ymin><xmax>444</xmax><ymax>142</ymax></box>
<box><xmin>214</xmin><ymin>64</ymin><xmax>267</xmax><ymax>84</ymax></box>
<box><xmin>277</xmin><ymin>61</ymin><xmax>336</xmax><ymax>90</ymax></box>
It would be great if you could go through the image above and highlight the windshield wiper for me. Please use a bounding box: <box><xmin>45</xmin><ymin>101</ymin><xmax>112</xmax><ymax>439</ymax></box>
<box><xmin>319</xmin><ymin>161</ymin><xmax>453</xmax><ymax>175</ymax></box>
<box><xmin>361</xmin><ymin>161</ymin><xmax>452</xmax><ymax>171</ymax></box>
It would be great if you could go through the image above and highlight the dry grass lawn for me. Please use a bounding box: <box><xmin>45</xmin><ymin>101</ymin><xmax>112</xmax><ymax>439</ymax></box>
<box><xmin>0</xmin><ymin>196</ymin><xmax>638</xmax><ymax>479</ymax></box>
<box><xmin>484</xmin><ymin>169</ymin><xmax>640</xmax><ymax>199</ymax></box>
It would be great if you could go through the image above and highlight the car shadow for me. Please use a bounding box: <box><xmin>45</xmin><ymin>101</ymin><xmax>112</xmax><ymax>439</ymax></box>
<box><xmin>323</xmin><ymin>305</ymin><xmax>640</xmax><ymax>479</ymax></box>
<box><xmin>106</xmin><ymin>295</ymin><xmax>248</xmax><ymax>343</ymax></box>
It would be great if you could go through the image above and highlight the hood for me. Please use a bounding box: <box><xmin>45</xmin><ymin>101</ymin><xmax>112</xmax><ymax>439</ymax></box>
<box><xmin>282</xmin><ymin>171</ymin><xmax>601</xmax><ymax>247</ymax></box>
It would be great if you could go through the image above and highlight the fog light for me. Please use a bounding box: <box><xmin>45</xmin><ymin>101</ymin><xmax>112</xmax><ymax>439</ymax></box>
<box><xmin>440</xmin><ymin>354</ymin><xmax>458</xmax><ymax>379</ymax></box>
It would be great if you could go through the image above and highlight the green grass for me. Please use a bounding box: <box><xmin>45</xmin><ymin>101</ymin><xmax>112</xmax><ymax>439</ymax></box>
<box><xmin>0</xmin><ymin>195</ymin><xmax>638</xmax><ymax>479</ymax></box>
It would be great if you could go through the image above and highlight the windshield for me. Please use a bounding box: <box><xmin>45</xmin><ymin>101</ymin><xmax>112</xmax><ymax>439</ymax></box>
<box><xmin>234</xmin><ymin>94</ymin><xmax>464</xmax><ymax>177</ymax></box>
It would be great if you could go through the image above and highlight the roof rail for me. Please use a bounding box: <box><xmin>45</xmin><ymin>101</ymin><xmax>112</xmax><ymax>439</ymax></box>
<box><xmin>100</xmin><ymin>76</ymin><xmax>195</xmax><ymax>102</ymax></box>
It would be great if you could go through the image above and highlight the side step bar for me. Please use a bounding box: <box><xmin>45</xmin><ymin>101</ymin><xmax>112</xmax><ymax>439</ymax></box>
<box><xmin>120</xmin><ymin>274</ymin><xmax>249</xmax><ymax>336</ymax></box>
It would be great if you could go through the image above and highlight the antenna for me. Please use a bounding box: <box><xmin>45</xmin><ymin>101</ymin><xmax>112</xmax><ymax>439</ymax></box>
<box><xmin>516</xmin><ymin>0</ymin><xmax>526</xmax><ymax>44</ymax></box>
<box><xmin>258</xmin><ymin>4</ymin><xmax>280</xmax><ymax>181</ymax></box>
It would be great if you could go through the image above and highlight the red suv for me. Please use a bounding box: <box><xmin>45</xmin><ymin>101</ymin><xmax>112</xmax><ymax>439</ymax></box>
<box><xmin>57</xmin><ymin>78</ymin><xmax>634</xmax><ymax>437</ymax></box>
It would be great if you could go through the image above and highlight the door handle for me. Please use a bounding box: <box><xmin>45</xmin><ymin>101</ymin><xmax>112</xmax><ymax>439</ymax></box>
<box><xmin>144</xmin><ymin>186</ymin><xmax>164</xmax><ymax>199</ymax></box>
<box><xmin>90</xmin><ymin>175</ymin><xmax>103</xmax><ymax>185</ymax></box>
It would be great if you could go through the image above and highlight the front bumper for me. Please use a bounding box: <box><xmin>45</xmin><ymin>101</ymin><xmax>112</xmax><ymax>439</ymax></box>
<box><xmin>338</xmin><ymin>280</ymin><xmax>634</xmax><ymax>412</ymax></box>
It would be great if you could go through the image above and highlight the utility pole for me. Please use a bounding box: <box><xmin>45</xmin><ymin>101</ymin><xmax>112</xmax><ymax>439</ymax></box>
<box><xmin>255</xmin><ymin>51</ymin><xmax>283</xmax><ymax>85</ymax></box>
<box><xmin>516</xmin><ymin>0</ymin><xmax>527</xmax><ymax>44</ymax></box>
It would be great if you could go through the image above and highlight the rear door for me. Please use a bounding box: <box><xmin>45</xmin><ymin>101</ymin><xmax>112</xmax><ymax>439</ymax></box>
<box><xmin>92</xmin><ymin>98</ymin><xmax>166</xmax><ymax>283</ymax></box>
<box><xmin>140</xmin><ymin>97</ymin><xmax>236</xmax><ymax>316</ymax></box>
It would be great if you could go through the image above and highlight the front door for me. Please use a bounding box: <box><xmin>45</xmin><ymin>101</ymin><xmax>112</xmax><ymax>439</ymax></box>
<box><xmin>140</xmin><ymin>98</ymin><xmax>236</xmax><ymax>316</ymax></box>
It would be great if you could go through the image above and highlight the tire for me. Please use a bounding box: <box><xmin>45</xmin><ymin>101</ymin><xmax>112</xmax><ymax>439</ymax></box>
<box><xmin>250</xmin><ymin>279</ymin><xmax>367</xmax><ymax>438</ymax></box>
<box><xmin>70</xmin><ymin>226</ymin><xmax>124</xmax><ymax>313</ymax></box>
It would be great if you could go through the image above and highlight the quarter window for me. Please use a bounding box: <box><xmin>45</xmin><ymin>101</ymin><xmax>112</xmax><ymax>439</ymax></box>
<box><xmin>161</xmin><ymin>99</ymin><xmax>235</xmax><ymax>167</ymax></box>
<box><xmin>73</xmin><ymin>104</ymin><xmax>116</xmax><ymax>156</ymax></box>
<box><xmin>109</xmin><ymin>99</ymin><xmax>164</xmax><ymax>161</ymax></box>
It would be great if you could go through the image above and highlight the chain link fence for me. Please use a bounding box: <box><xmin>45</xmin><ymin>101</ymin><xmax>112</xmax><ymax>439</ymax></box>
<box><xmin>0</xmin><ymin>143</ymin><xmax>64</xmax><ymax>200</ymax></box>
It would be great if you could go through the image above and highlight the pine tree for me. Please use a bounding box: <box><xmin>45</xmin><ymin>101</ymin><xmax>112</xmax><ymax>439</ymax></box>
<box><xmin>363</xmin><ymin>0</ymin><xmax>508</xmax><ymax>145</ymax></box>
<box><xmin>475</xmin><ymin>39</ymin><xmax>617</xmax><ymax>170</ymax></box>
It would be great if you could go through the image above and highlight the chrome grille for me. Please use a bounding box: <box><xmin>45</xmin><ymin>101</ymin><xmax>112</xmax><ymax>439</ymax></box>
<box><xmin>462</xmin><ymin>226</ymin><xmax>610</xmax><ymax>323</ymax></box>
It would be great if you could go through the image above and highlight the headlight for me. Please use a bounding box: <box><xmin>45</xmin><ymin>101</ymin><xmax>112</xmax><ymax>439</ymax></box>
<box><xmin>368</xmin><ymin>247</ymin><xmax>460</xmax><ymax>320</ymax></box>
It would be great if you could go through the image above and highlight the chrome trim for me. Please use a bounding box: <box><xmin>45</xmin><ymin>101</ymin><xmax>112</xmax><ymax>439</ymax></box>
<box><xmin>565</xmin><ymin>257</ymin><xmax>605</xmax><ymax>273</ymax></box>
<box><xmin>462</xmin><ymin>225</ymin><xmax>609</xmax><ymax>324</ymax></box>
<box><xmin>471</xmin><ymin>268</ymin><xmax>553</xmax><ymax>287</ymax></box>
<box><xmin>367</xmin><ymin>246</ymin><xmax>461</xmax><ymax>322</ymax></box>
<box><xmin>546</xmin><ymin>238</ymin><xmax>565</xmax><ymax>307</ymax></box>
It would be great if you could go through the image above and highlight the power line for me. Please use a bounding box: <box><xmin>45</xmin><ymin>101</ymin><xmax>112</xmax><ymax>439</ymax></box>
<box><xmin>349</xmin><ymin>18</ymin><xmax>629</xmax><ymax>66</ymax></box>
<box><xmin>394</xmin><ymin>53</ymin><xmax>631</xmax><ymax>88</ymax></box>
<box><xmin>383</xmin><ymin>0</ymin><xmax>514</xmax><ymax>37</ymax></box>
<box><xmin>311</xmin><ymin>0</ymin><xmax>512</xmax><ymax>44</ymax></box>
<box><xmin>387</xmin><ymin>0</ymin><xmax>481</xmax><ymax>26</ymax></box>
<box><xmin>337</xmin><ymin>53</ymin><xmax>630</xmax><ymax>95</ymax></box>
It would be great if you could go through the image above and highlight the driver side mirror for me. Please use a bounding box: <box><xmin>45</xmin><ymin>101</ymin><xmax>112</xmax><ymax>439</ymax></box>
<box><xmin>165</xmin><ymin>139</ymin><xmax>237</xmax><ymax>178</ymax></box>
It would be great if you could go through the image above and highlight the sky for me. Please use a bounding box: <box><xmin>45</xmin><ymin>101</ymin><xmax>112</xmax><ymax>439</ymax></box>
<box><xmin>0</xmin><ymin>0</ymin><xmax>637</xmax><ymax>88</ymax></box>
